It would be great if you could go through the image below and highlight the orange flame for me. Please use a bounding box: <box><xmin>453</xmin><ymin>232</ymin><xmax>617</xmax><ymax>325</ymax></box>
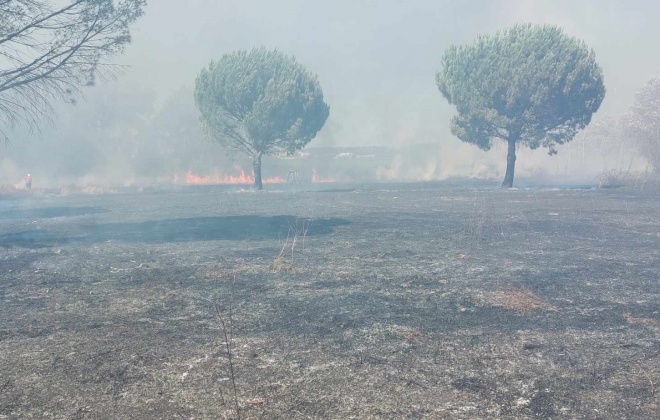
<box><xmin>176</xmin><ymin>166</ymin><xmax>285</xmax><ymax>185</ymax></box>
<box><xmin>312</xmin><ymin>168</ymin><xmax>335</xmax><ymax>183</ymax></box>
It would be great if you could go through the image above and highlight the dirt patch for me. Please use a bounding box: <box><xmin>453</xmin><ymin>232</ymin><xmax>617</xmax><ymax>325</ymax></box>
<box><xmin>624</xmin><ymin>312</ymin><xmax>660</xmax><ymax>327</ymax></box>
<box><xmin>486</xmin><ymin>286</ymin><xmax>557</xmax><ymax>313</ymax></box>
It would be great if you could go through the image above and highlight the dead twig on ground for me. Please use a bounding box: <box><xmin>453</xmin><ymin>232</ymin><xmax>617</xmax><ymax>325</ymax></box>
<box><xmin>271</xmin><ymin>218</ymin><xmax>311</xmax><ymax>273</ymax></box>
<box><xmin>213</xmin><ymin>272</ymin><xmax>240</xmax><ymax>420</ymax></box>
<box><xmin>463</xmin><ymin>192</ymin><xmax>505</xmax><ymax>243</ymax></box>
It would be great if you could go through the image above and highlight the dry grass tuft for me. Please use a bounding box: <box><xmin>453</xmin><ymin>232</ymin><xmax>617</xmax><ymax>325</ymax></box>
<box><xmin>594</xmin><ymin>170</ymin><xmax>652</xmax><ymax>189</ymax></box>
<box><xmin>269</xmin><ymin>219</ymin><xmax>311</xmax><ymax>273</ymax></box>
<box><xmin>245</xmin><ymin>397</ymin><xmax>266</xmax><ymax>407</ymax></box>
<box><xmin>205</xmin><ymin>270</ymin><xmax>234</xmax><ymax>281</ymax></box>
<box><xmin>205</xmin><ymin>266</ymin><xmax>253</xmax><ymax>280</ymax></box>
<box><xmin>401</xmin><ymin>329</ymin><xmax>423</xmax><ymax>342</ymax></box>
<box><xmin>487</xmin><ymin>286</ymin><xmax>556</xmax><ymax>314</ymax></box>
<box><xmin>270</xmin><ymin>257</ymin><xmax>297</xmax><ymax>273</ymax></box>
<box><xmin>393</xmin><ymin>326</ymin><xmax>424</xmax><ymax>342</ymax></box>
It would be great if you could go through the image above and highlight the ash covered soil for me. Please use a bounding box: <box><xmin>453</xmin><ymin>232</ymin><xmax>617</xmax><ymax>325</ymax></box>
<box><xmin>1</xmin><ymin>183</ymin><xmax>660</xmax><ymax>419</ymax></box>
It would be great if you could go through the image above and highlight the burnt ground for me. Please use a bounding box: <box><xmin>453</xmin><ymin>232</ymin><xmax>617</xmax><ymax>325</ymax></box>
<box><xmin>1</xmin><ymin>182</ymin><xmax>660</xmax><ymax>419</ymax></box>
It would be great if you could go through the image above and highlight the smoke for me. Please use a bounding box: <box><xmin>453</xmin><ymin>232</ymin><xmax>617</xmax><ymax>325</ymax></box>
<box><xmin>0</xmin><ymin>83</ymin><xmax>232</xmax><ymax>189</ymax></box>
<box><xmin>0</xmin><ymin>94</ymin><xmax>646</xmax><ymax>190</ymax></box>
<box><xmin>2</xmin><ymin>1</ymin><xmax>658</xmax><ymax>190</ymax></box>
<box><xmin>0</xmin><ymin>158</ymin><xmax>23</xmax><ymax>188</ymax></box>
<box><xmin>373</xmin><ymin>123</ymin><xmax>645</xmax><ymax>185</ymax></box>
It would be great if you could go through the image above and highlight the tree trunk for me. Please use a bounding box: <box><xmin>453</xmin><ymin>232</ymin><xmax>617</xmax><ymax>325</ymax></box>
<box><xmin>501</xmin><ymin>138</ymin><xmax>517</xmax><ymax>188</ymax></box>
<box><xmin>253</xmin><ymin>152</ymin><xmax>263</xmax><ymax>190</ymax></box>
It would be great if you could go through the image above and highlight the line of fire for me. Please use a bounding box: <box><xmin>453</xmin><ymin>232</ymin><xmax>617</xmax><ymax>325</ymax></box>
<box><xmin>172</xmin><ymin>146</ymin><xmax>398</xmax><ymax>186</ymax></box>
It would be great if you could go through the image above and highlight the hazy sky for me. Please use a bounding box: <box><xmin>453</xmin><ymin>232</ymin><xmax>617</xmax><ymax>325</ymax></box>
<box><xmin>112</xmin><ymin>0</ymin><xmax>660</xmax><ymax>148</ymax></box>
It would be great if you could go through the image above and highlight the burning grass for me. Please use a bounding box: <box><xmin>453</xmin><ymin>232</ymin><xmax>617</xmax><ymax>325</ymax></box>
<box><xmin>311</xmin><ymin>168</ymin><xmax>335</xmax><ymax>183</ymax></box>
<box><xmin>176</xmin><ymin>167</ymin><xmax>285</xmax><ymax>185</ymax></box>
<box><xmin>173</xmin><ymin>166</ymin><xmax>337</xmax><ymax>186</ymax></box>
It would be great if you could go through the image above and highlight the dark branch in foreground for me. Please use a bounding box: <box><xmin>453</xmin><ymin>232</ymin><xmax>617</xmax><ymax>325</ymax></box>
<box><xmin>0</xmin><ymin>0</ymin><xmax>146</xmax><ymax>140</ymax></box>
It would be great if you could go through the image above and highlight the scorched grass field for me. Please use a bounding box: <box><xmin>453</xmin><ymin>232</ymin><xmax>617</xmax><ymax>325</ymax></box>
<box><xmin>1</xmin><ymin>182</ymin><xmax>660</xmax><ymax>419</ymax></box>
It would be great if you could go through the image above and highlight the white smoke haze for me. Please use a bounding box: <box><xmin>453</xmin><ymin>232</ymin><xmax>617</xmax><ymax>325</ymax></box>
<box><xmin>1</xmin><ymin>0</ymin><xmax>659</xmax><ymax>191</ymax></box>
<box><xmin>0</xmin><ymin>95</ymin><xmax>650</xmax><ymax>190</ymax></box>
<box><xmin>0</xmin><ymin>158</ymin><xmax>23</xmax><ymax>189</ymax></box>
